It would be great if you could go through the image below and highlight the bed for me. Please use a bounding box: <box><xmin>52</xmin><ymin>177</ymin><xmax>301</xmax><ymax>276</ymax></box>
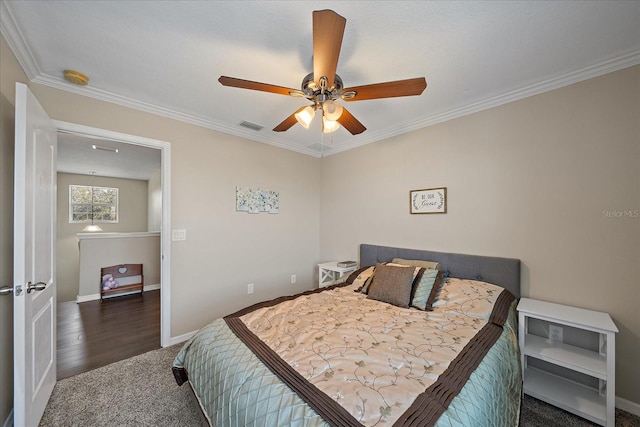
<box><xmin>172</xmin><ymin>244</ymin><xmax>522</xmax><ymax>426</ymax></box>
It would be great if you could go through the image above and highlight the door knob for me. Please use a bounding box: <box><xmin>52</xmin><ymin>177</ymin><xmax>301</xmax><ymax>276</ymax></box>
<box><xmin>0</xmin><ymin>286</ymin><xmax>13</xmax><ymax>296</ymax></box>
<box><xmin>26</xmin><ymin>281</ymin><xmax>47</xmax><ymax>293</ymax></box>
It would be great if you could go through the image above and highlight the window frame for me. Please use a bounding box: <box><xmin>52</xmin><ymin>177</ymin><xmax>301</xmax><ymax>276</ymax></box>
<box><xmin>69</xmin><ymin>184</ymin><xmax>119</xmax><ymax>224</ymax></box>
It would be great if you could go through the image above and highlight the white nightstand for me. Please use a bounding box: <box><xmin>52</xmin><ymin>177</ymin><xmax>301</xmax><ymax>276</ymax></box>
<box><xmin>517</xmin><ymin>298</ymin><xmax>618</xmax><ymax>426</ymax></box>
<box><xmin>318</xmin><ymin>262</ymin><xmax>358</xmax><ymax>288</ymax></box>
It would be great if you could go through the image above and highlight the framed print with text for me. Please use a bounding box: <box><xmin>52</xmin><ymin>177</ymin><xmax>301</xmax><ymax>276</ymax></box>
<box><xmin>410</xmin><ymin>187</ymin><xmax>447</xmax><ymax>214</ymax></box>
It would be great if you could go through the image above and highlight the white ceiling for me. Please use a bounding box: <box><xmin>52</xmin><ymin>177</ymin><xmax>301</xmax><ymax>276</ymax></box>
<box><xmin>57</xmin><ymin>132</ymin><xmax>161</xmax><ymax>181</ymax></box>
<box><xmin>2</xmin><ymin>0</ymin><xmax>639</xmax><ymax>165</ymax></box>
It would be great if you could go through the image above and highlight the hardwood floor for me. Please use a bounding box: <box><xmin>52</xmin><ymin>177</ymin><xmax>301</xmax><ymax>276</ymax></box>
<box><xmin>57</xmin><ymin>290</ymin><xmax>160</xmax><ymax>380</ymax></box>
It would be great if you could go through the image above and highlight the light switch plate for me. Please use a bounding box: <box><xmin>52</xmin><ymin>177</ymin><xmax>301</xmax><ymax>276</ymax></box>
<box><xmin>172</xmin><ymin>229</ymin><xmax>186</xmax><ymax>241</ymax></box>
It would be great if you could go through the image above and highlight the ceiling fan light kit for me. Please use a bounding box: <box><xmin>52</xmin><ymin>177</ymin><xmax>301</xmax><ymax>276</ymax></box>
<box><xmin>295</xmin><ymin>106</ymin><xmax>316</xmax><ymax>129</ymax></box>
<box><xmin>322</xmin><ymin>117</ymin><xmax>340</xmax><ymax>133</ymax></box>
<box><xmin>219</xmin><ymin>9</ymin><xmax>427</xmax><ymax>137</ymax></box>
<box><xmin>322</xmin><ymin>99</ymin><xmax>343</xmax><ymax>121</ymax></box>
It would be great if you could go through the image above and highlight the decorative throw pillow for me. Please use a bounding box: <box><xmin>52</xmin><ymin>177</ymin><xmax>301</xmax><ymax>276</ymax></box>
<box><xmin>357</xmin><ymin>275</ymin><xmax>375</xmax><ymax>294</ymax></box>
<box><xmin>340</xmin><ymin>266</ymin><xmax>372</xmax><ymax>285</ymax></box>
<box><xmin>410</xmin><ymin>269</ymin><xmax>444</xmax><ymax>311</ymax></box>
<box><xmin>359</xmin><ymin>263</ymin><xmax>421</xmax><ymax>294</ymax></box>
<box><xmin>384</xmin><ymin>263</ymin><xmax>423</xmax><ymax>280</ymax></box>
<box><xmin>347</xmin><ymin>266</ymin><xmax>375</xmax><ymax>291</ymax></box>
<box><xmin>391</xmin><ymin>257</ymin><xmax>442</xmax><ymax>271</ymax></box>
<box><xmin>366</xmin><ymin>264</ymin><xmax>416</xmax><ymax>308</ymax></box>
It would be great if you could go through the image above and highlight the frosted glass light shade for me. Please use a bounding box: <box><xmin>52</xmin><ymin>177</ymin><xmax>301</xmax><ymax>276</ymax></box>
<box><xmin>323</xmin><ymin>117</ymin><xmax>340</xmax><ymax>133</ymax></box>
<box><xmin>82</xmin><ymin>224</ymin><xmax>103</xmax><ymax>232</ymax></box>
<box><xmin>322</xmin><ymin>100</ymin><xmax>343</xmax><ymax>121</ymax></box>
<box><xmin>295</xmin><ymin>106</ymin><xmax>315</xmax><ymax>129</ymax></box>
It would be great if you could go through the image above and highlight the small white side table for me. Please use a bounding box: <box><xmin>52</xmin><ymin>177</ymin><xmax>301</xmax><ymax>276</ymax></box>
<box><xmin>517</xmin><ymin>298</ymin><xmax>618</xmax><ymax>426</ymax></box>
<box><xmin>318</xmin><ymin>262</ymin><xmax>358</xmax><ymax>288</ymax></box>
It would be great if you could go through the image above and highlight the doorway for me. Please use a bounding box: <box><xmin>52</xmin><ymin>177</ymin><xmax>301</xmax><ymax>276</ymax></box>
<box><xmin>54</xmin><ymin>121</ymin><xmax>171</xmax><ymax>348</ymax></box>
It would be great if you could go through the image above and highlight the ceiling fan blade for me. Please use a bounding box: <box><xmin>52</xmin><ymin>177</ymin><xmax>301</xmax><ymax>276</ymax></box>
<box><xmin>342</xmin><ymin>77</ymin><xmax>427</xmax><ymax>101</ymax></box>
<box><xmin>273</xmin><ymin>106</ymin><xmax>307</xmax><ymax>132</ymax></box>
<box><xmin>337</xmin><ymin>107</ymin><xmax>366</xmax><ymax>135</ymax></box>
<box><xmin>313</xmin><ymin>10</ymin><xmax>346</xmax><ymax>89</ymax></box>
<box><xmin>219</xmin><ymin>76</ymin><xmax>303</xmax><ymax>97</ymax></box>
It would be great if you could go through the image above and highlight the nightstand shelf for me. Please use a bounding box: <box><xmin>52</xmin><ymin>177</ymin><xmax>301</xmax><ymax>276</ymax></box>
<box><xmin>517</xmin><ymin>298</ymin><xmax>618</xmax><ymax>426</ymax></box>
<box><xmin>524</xmin><ymin>367</ymin><xmax>606</xmax><ymax>424</ymax></box>
<box><xmin>318</xmin><ymin>262</ymin><xmax>357</xmax><ymax>288</ymax></box>
<box><xmin>523</xmin><ymin>334</ymin><xmax>606</xmax><ymax>379</ymax></box>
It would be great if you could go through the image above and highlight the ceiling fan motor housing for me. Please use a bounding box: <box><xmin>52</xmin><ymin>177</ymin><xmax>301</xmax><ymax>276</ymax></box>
<box><xmin>301</xmin><ymin>72</ymin><xmax>343</xmax><ymax>103</ymax></box>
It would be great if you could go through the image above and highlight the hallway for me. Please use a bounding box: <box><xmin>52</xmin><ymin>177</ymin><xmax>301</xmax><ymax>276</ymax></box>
<box><xmin>56</xmin><ymin>290</ymin><xmax>160</xmax><ymax>380</ymax></box>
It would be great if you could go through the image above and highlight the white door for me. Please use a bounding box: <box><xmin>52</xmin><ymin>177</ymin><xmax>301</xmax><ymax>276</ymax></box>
<box><xmin>13</xmin><ymin>83</ymin><xmax>57</xmax><ymax>427</ymax></box>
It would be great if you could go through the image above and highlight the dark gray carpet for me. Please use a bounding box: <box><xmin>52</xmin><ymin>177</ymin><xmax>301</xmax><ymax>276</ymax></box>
<box><xmin>40</xmin><ymin>344</ymin><xmax>640</xmax><ymax>426</ymax></box>
<box><xmin>40</xmin><ymin>344</ymin><xmax>207</xmax><ymax>426</ymax></box>
<box><xmin>520</xmin><ymin>394</ymin><xmax>639</xmax><ymax>427</ymax></box>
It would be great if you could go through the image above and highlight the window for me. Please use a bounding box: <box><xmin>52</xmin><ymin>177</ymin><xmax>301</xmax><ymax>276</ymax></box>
<box><xmin>69</xmin><ymin>185</ymin><xmax>119</xmax><ymax>223</ymax></box>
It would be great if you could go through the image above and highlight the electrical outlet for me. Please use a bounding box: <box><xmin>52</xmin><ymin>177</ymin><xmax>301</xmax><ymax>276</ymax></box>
<box><xmin>291</xmin><ymin>274</ymin><xmax>296</xmax><ymax>284</ymax></box>
<box><xmin>549</xmin><ymin>324</ymin><xmax>563</xmax><ymax>342</ymax></box>
<box><xmin>247</xmin><ymin>283</ymin><xmax>254</xmax><ymax>294</ymax></box>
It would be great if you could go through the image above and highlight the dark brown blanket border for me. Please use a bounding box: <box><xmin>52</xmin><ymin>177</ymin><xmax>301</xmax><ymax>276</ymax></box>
<box><xmin>225</xmin><ymin>283</ymin><xmax>361</xmax><ymax>427</ymax></box>
<box><xmin>172</xmin><ymin>366</ymin><xmax>189</xmax><ymax>386</ymax></box>
<box><xmin>393</xmin><ymin>288</ymin><xmax>516</xmax><ymax>426</ymax></box>
<box><xmin>224</xmin><ymin>284</ymin><xmax>515</xmax><ymax>427</ymax></box>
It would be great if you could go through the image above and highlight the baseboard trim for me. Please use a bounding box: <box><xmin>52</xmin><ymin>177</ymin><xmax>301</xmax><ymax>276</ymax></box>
<box><xmin>3</xmin><ymin>408</ymin><xmax>13</xmax><ymax>427</ymax></box>
<box><xmin>76</xmin><ymin>293</ymin><xmax>100</xmax><ymax>303</ymax></box>
<box><xmin>617</xmin><ymin>396</ymin><xmax>640</xmax><ymax>417</ymax></box>
<box><xmin>144</xmin><ymin>283</ymin><xmax>160</xmax><ymax>292</ymax></box>
<box><xmin>168</xmin><ymin>330</ymin><xmax>197</xmax><ymax>346</ymax></box>
<box><xmin>76</xmin><ymin>284</ymin><xmax>160</xmax><ymax>303</ymax></box>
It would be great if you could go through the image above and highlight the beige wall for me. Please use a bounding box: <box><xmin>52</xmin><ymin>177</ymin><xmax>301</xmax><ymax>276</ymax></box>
<box><xmin>0</xmin><ymin>34</ymin><xmax>29</xmax><ymax>425</ymax></box>
<box><xmin>28</xmin><ymin>80</ymin><xmax>321</xmax><ymax>337</ymax></box>
<box><xmin>319</xmin><ymin>66</ymin><xmax>640</xmax><ymax>403</ymax></box>
<box><xmin>78</xmin><ymin>233</ymin><xmax>160</xmax><ymax>297</ymax></box>
<box><xmin>56</xmin><ymin>172</ymin><xmax>149</xmax><ymax>302</ymax></box>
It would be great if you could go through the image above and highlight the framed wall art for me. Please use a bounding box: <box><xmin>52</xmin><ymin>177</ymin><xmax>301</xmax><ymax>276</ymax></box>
<box><xmin>236</xmin><ymin>187</ymin><xmax>279</xmax><ymax>214</ymax></box>
<box><xmin>410</xmin><ymin>187</ymin><xmax>447</xmax><ymax>214</ymax></box>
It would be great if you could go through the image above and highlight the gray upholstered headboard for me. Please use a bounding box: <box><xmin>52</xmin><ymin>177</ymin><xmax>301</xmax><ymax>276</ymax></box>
<box><xmin>360</xmin><ymin>244</ymin><xmax>521</xmax><ymax>298</ymax></box>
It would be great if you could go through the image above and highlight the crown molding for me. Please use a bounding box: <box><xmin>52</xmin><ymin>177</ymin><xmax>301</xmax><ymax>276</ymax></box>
<box><xmin>322</xmin><ymin>50</ymin><xmax>640</xmax><ymax>157</ymax></box>
<box><xmin>0</xmin><ymin>0</ymin><xmax>41</xmax><ymax>80</ymax></box>
<box><xmin>410</xmin><ymin>50</ymin><xmax>640</xmax><ymax>131</ymax></box>
<box><xmin>3</xmin><ymin>0</ymin><xmax>638</xmax><ymax>158</ymax></box>
<box><xmin>32</xmin><ymin>73</ymin><xmax>321</xmax><ymax>157</ymax></box>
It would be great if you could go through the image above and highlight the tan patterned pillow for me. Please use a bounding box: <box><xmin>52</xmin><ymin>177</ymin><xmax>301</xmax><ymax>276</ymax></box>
<box><xmin>391</xmin><ymin>257</ymin><xmax>442</xmax><ymax>271</ymax></box>
<box><xmin>366</xmin><ymin>264</ymin><xmax>416</xmax><ymax>308</ymax></box>
<box><xmin>347</xmin><ymin>266</ymin><xmax>375</xmax><ymax>290</ymax></box>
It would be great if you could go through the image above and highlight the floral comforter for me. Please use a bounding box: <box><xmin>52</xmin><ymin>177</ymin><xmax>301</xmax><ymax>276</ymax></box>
<box><xmin>173</xmin><ymin>279</ymin><xmax>521</xmax><ymax>427</ymax></box>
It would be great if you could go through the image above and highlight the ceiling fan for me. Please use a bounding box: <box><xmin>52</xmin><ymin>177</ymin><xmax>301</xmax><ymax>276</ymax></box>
<box><xmin>218</xmin><ymin>9</ymin><xmax>427</xmax><ymax>135</ymax></box>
